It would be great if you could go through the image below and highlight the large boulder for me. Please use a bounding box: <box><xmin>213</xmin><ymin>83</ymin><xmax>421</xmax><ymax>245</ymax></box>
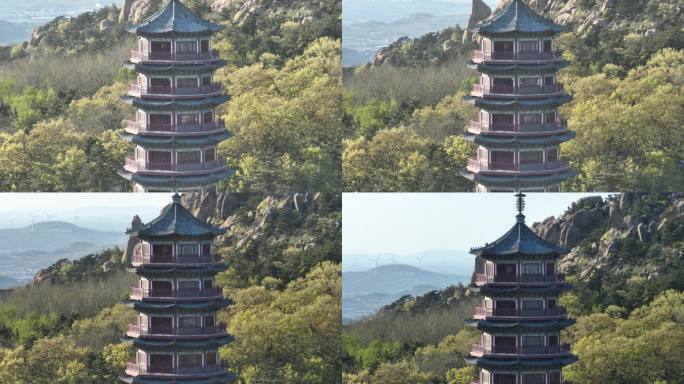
<box><xmin>463</xmin><ymin>0</ymin><xmax>492</xmax><ymax>42</ymax></box>
<box><xmin>122</xmin><ymin>215</ymin><xmax>143</xmax><ymax>263</ymax></box>
<box><xmin>119</xmin><ymin>0</ymin><xmax>165</xmax><ymax>24</ymax></box>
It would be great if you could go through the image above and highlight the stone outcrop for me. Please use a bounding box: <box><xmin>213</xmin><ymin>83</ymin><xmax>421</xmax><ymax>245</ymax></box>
<box><xmin>119</xmin><ymin>0</ymin><xmax>164</xmax><ymax>24</ymax></box>
<box><xmin>122</xmin><ymin>215</ymin><xmax>143</xmax><ymax>263</ymax></box>
<box><xmin>533</xmin><ymin>194</ymin><xmax>684</xmax><ymax>279</ymax></box>
<box><xmin>462</xmin><ymin>0</ymin><xmax>492</xmax><ymax>42</ymax></box>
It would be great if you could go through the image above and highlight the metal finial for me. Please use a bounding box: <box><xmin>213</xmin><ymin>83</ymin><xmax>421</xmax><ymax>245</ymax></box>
<box><xmin>515</xmin><ymin>192</ymin><xmax>526</xmax><ymax>223</ymax></box>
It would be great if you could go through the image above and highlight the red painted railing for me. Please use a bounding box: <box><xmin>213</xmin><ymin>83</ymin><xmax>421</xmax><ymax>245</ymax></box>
<box><xmin>127</xmin><ymin>323</ymin><xmax>224</xmax><ymax>336</ymax></box>
<box><xmin>126</xmin><ymin>362</ymin><xmax>226</xmax><ymax>375</ymax></box>
<box><xmin>473</xmin><ymin>49</ymin><xmax>562</xmax><ymax>61</ymax></box>
<box><xmin>471</xmin><ymin>343</ymin><xmax>571</xmax><ymax>355</ymax></box>
<box><xmin>129</xmin><ymin>83</ymin><xmax>222</xmax><ymax>96</ymax></box>
<box><xmin>471</xmin><ymin>83</ymin><xmax>564</xmax><ymax>96</ymax></box>
<box><xmin>124</xmin><ymin>120</ymin><xmax>225</xmax><ymax>134</ymax></box>
<box><xmin>131</xmin><ymin>252</ymin><xmax>222</xmax><ymax>265</ymax></box>
<box><xmin>124</xmin><ymin>157</ymin><xmax>226</xmax><ymax>173</ymax></box>
<box><xmin>467</xmin><ymin>158</ymin><xmax>570</xmax><ymax>173</ymax></box>
<box><xmin>468</xmin><ymin>120</ymin><xmax>567</xmax><ymax>134</ymax></box>
<box><xmin>130</xmin><ymin>49</ymin><xmax>219</xmax><ymax>62</ymax></box>
<box><xmin>473</xmin><ymin>306</ymin><xmax>567</xmax><ymax>318</ymax></box>
<box><xmin>130</xmin><ymin>287</ymin><xmax>222</xmax><ymax>299</ymax></box>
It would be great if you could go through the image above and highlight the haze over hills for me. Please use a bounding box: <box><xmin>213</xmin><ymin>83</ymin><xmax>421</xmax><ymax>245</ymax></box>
<box><xmin>0</xmin><ymin>221</ymin><xmax>126</xmax><ymax>288</ymax></box>
<box><xmin>342</xmin><ymin>263</ymin><xmax>470</xmax><ymax>322</ymax></box>
<box><xmin>0</xmin><ymin>0</ymin><xmax>113</xmax><ymax>44</ymax></box>
<box><xmin>342</xmin><ymin>0</ymin><xmax>497</xmax><ymax>66</ymax></box>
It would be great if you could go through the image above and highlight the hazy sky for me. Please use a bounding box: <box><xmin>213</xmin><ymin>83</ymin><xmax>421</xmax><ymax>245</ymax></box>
<box><xmin>0</xmin><ymin>193</ymin><xmax>171</xmax><ymax>232</ymax></box>
<box><xmin>343</xmin><ymin>193</ymin><xmax>612</xmax><ymax>255</ymax></box>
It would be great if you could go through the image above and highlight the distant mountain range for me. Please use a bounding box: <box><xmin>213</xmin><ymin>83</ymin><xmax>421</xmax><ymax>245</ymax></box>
<box><xmin>342</xmin><ymin>263</ymin><xmax>469</xmax><ymax>322</ymax></box>
<box><xmin>342</xmin><ymin>12</ymin><xmax>470</xmax><ymax>66</ymax></box>
<box><xmin>0</xmin><ymin>221</ymin><xmax>126</xmax><ymax>287</ymax></box>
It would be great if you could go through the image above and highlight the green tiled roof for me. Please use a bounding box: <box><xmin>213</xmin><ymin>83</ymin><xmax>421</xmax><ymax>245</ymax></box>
<box><xmin>465</xmin><ymin>131</ymin><xmax>576</xmax><ymax>148</ymax></box>
<box><xmin>464</xmin><ymin>94</ymin><xmax>573</xmax><ymax>110</ymax></box>
<box><xmin>474</xmin><ymin>0</ymin><xmax>566</xmax><ymax>36</ymax></box>
<box><xmin>466</xmin><ymin>355</ymin><xmax>577</xmax><ymax>369</ymax></box>
<box><xmin>125</xmin><ymin>61</ymin><xmax>228</xmax><ymax>74</ymax></box>
<box><xmin>467</xmin><ymin>61</ymin><xmax>569</xmax><ymax>73</ymax></box>
<box><xmin>121</xmin><ymin>95</ymin><xmax>230</xmax><ymax>110</ymax></box>
<box><xmin>121</xmin><ymin>373</ymin><xmax>236</xmax><ymax>384</ymax></box>
<box><xmin>131</xmin><ymin>194</ymin><xmax>225</xmax><ymax>238</ymax></box>
<box><xmin>471</xmin><ymin>216</ymin><xmax>568</xmax><ymax>257</ymax></box>
<box><xmin>118</xmin><ymin>167</ymin><xmax>235</xmax><ymax>190</ymax></box>
<box><xmin>121</xmin><ymin>130</ymin><xmax>232</xmax><ymax>148</ymax></box>
<box><xmin>460</xmin><ymin>168</ymin><xmax>578</xmax><ymax>187</ymax></box>
<box><xmin>126</xmin><ymin>0</ymin><xmax>221</xmax><ymax>35</ymax></box>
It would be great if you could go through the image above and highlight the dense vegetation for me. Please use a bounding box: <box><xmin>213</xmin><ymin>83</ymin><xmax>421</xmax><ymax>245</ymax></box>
<box><xmin>341</xmin><ymin>0</ymin><xmax>684</xmax><ymax>191</ymax></box>
<box><xmin>342</xmin><ymin>193</ymin><xmax>684</xmax><ymax>383</ymax></box>
<box><xmin>0</xmin><ymin>193</ymin><xmax>342</xmax><ymax>383</ymax></box>
<box><xmin>0</xmin><ymin>0</ymin><xmax>341</xmax><ymax>192</ymax></box>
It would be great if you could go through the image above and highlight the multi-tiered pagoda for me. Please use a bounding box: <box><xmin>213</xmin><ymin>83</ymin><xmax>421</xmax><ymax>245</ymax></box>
<box><xmin>122</xmin><ymin>193</ymin><xmax>234</xmax><ymax>384</ymax></box>
<box><xmin>119</xmin><ymin>0</ymin><xmax>233</xmax><ymax>192</ymax></box>
<box><xmin>466</xmin><ymin>193</ymin><xmax>576</xmax><ymax>384</ymax></box>
<box><xmin>462</xmin><ymin>0</ymin><xmax>576</xmax><ymax>192</ymax></box>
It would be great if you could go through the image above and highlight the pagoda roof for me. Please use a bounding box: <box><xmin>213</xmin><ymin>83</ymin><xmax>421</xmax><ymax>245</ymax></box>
<box><xmin>126</xmin><ymin>0</ymin><xmax>221</xmax><ymax>35</ymax></box>
<box><xmin>464</xmin><ymin>94</ymin><xmax>572</xmax><ymax>110</ymax></box>
<box><xmin>121</xmin><ymin>94</ymin><xmax>230</xmax><ymax>110</ymax></box>
<box><xmin>467</xmin><ymin>355</ymin><xmax>577</xmax><ymax>369</ymax></box>
<box><xmin>467</xmin><ymin>61</ymin><xmax>569</xmax><ymax>73</ymax></box>
<box><xmin>467</xmin><ymin>318</ymin><xmax>576</xmax><ymax>331</ymax></box>
<box><xmin>473</xmin><ymin>0</ymin><xmax>566</xmax><ymax>36</ymax></box>
<box><xmin>131</xmin><ymin>194</ymin><xmax>225</xmax><ymax>238</ymax></box>
<box><xmin>461</xmin><ymin>168</ymin><xmax>577</xmax><ymax>187</ymax></box>
<box><xmin>133</xmin><ymin>334</ymin><xmax>233</xmax><ymax>350</ymax></box>
<box><xmin>121</xmin><ymin>130</ymin><xmax>232</xmax><ymax>148</ymax></box>
<box><xmin>125</xmin><ymin>60</ymin><xmax>228</xmax><ymax>74</ymax></box>
<box><xmin>133</xmin><ymin>264</ymin><xmax>228</xmax><ymax>275</ymax></box>
<box><xmin>465</xmin><ymin>131</ymin><xmax>575</xmax><ymax>148</ymax></box>
<box><xmin>476</xmin><ymin>284</ymin><xmax>572</xmax><ymax>296</ymax></box>
<box><xmin>121</xmin><ymin>374</ymin><xmax>236</xmax><ymax>384</ymax></box>
<box><xmin>118</xmin><ymin>167</ymin><xmax>235</xmax><ymax>190</ymax></box>
<box><xmin>132</xmin><ymin>298</ymin><xmax>232</xmax><ymax>312</ymax></box>
<box><xmin>471</xmin><ymin>214</ymin><xmax>568</xmax><ymax>257</ymax></box>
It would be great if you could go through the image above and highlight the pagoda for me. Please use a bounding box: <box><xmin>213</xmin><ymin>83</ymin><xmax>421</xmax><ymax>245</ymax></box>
<box><xmin>466</xmin><ymin>193</ymin><xmax>576</xmax><ymax>384</ymax></box>
<box><xmin>122</xmin><ymin>193</ymin><xmax>235</xmax><ymax>384</ymax></box>
<box><xmin>462</xmin><ymin>0</ymin><xmax>576</xmax><ymax>192</ymax></box>
<box><xmin>119</xmin><ymin>0</ymin><xmax>234</xmax><ymax>192</ymax></box>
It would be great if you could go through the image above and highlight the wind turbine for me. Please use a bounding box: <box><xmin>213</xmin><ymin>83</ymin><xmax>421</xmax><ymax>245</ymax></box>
<box><xmin>28</xmin><ymin>213</ymin><xmax>38</xmax><ymax>232</ymax></box>
<box><xmin>389</xmin><ymin>254</ymin><xmax>398</xmax><ymax>265</ymax></box>
<box><xmin>413</xmin><ymin>254</ymin><xmax>424</xmax><ymax>269</ymax></box>
<box><xmin>73</xmin><ymin>210</ymin><xmax>79</xmax><ymax>226</ymax></box>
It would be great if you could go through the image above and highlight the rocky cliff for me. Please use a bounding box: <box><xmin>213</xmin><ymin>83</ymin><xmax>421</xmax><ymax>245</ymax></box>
<box><xmin>533</xmin><ymin>193</ymin><xmax>684</xmax><ymax>280</ymax></box>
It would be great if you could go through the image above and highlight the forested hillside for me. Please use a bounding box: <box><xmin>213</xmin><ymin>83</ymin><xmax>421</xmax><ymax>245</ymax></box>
<box><xmin>0</xmin><ymin>0</ymin><xmax>341</xmax><ymax>192</ymax></box>
<box><xmin>342</xmin><ymin>0</ymin><xmax>684</xmax><ymax>192</ymax></box>
<box><xmin>0</xmin><ymin>192</ymin><xmax>342</xmax><ymax>383</ymax></box>
<box><xmin>341</xmin><ymin>193</ymin><xmax>684</xmax><ymax>384</ymax></box>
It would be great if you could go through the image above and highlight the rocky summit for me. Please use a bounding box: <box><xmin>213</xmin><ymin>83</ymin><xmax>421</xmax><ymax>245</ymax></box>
<box><xmin>533</xmin><ymin>194</ymin><xmax>684</xmax><ymax>279</ymax></box>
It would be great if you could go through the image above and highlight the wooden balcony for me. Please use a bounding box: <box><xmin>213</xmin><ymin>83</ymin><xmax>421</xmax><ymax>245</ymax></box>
<box><xmin>130</xmin><ymin>49</ymin><xmax>220</xmax><ymax>63</ymax></box>
<box><xmin>130</xmin><ymin>287</ymin><xmax>223</xmax><ymax>300</ymax></box>
<box><xmin>131</xmin><ymin>252</ymin><xmax>222</xmax><ymax>266</ymax></box>
<box><xmin>126</xmin><ymin>362</ymin><xmax>226</xmax><ymax>376</ymax></box>
<box><xmin>468</xmin><ymin>120</ymin><xmax>568</xmax><ymax>135</ymax></box>
<box><xmin>473</xmin><ymin>306</ymin><xmax>568</xmax><ymax>319</ymax></box>
<box><xmin>466</xmin><ymin>158</ymin><xmax>570</xmax><ymax>175</ymax></box>
<box><xmin>124</xmin><ymin>157</ymin><xmax>227</xmax><ymax>174</ymax></box>
<box><xmin>471</xmin><ymin>343</ymin><xmax>571</xmax><ymax>357</ymax></box>
<box><xmin>473</xmin><ymin>49</ymin><xmax>562</xmax><ymax>62</ymax></box>
<box><xmin>124</xmin><ymin>120</ymin><xmax>226</xmax><ymax>135</ymax></box>
<box><xmin>128</xmin><ymin>83</ymin><xmax>222</xmax><ymax>98</ymax></box>
<box><xmin>471</xmin><ymin>83</ymin><xmax>564</xmax><ymax>97</ymax></box>
<box><xmin>127</xmin><ymin>324</ymin><xmax>225</xmax><ymax>337</ymax></box>
<box><xmin>474</xmin><ymin>273</ymin><xmax>565</xmax><ymax>285</ymax></box>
